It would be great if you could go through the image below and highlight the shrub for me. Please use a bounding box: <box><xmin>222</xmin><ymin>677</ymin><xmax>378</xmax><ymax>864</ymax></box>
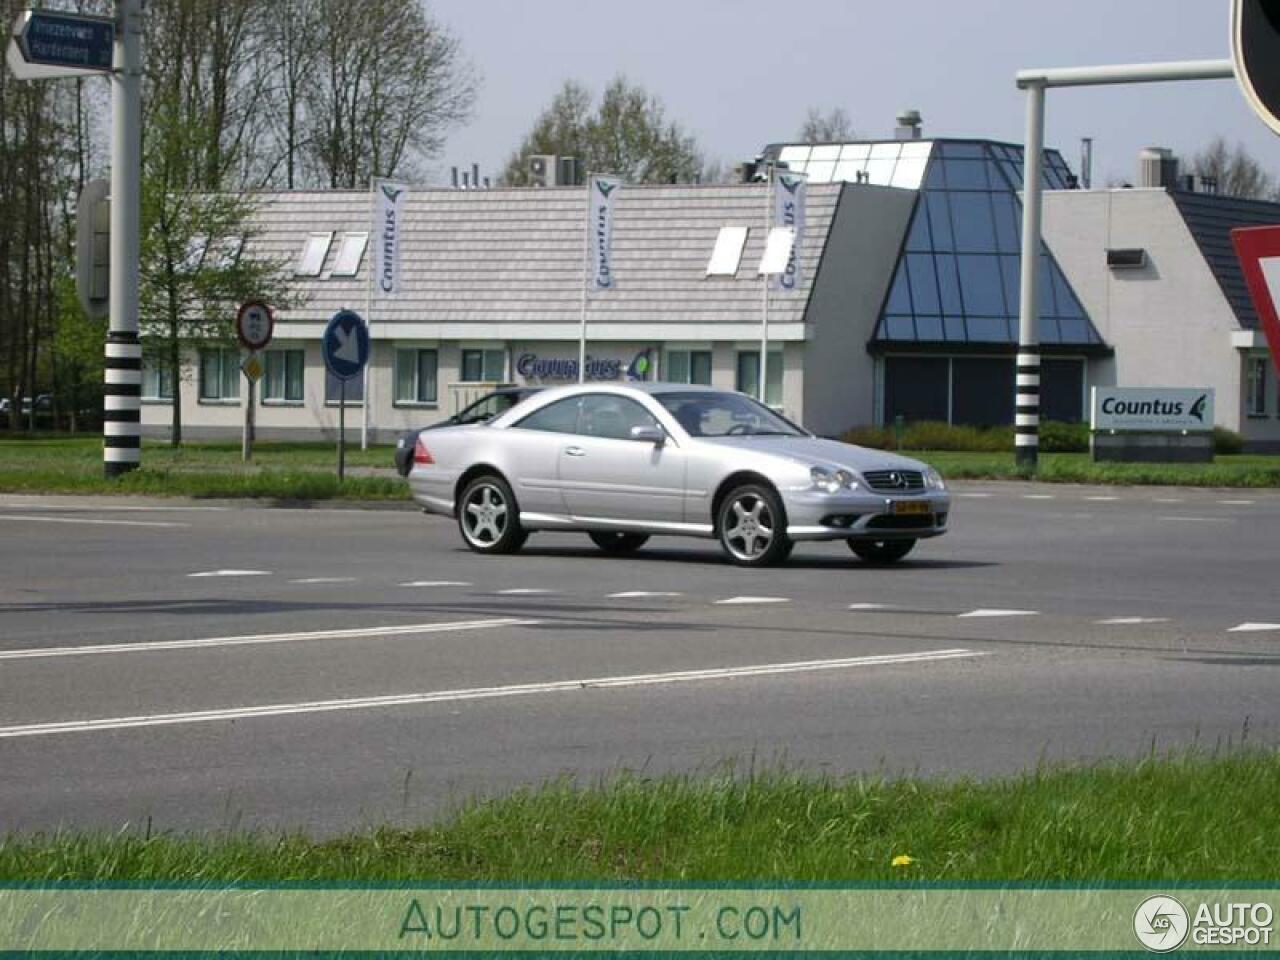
<box><xmin>1213</xmin><ymin>426</ymin><xmax>1244</xmax><ymax>455</ymax></box>
<box><xmin>842</xmin><ymin>420</ymin><xmax>1086</xmax><ymax>453</ymax></box>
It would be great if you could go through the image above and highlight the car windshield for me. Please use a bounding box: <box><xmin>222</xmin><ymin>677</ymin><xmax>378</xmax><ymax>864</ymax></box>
<box><xmin>657</xmin><ymin>392</ymin><xmax>806</xmax><ymax>438</ymax></box>
<box><xmin>456</xmin><ymin>392</ymin><xmax>523</xmax><ymax>425</ymax></box>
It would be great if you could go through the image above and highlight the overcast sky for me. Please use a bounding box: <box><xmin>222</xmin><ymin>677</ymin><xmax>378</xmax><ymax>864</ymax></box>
<box><xmin>427</xmin><ymin>0</ymin><xmax>1278</xmax><ymax>188</ymax></box>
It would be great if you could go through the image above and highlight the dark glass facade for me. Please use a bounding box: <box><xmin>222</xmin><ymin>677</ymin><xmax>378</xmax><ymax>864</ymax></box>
<box><xmin>875</xmin><ymin>140</ymin><xmax>1101</xmax><ymax>348</ymax></box>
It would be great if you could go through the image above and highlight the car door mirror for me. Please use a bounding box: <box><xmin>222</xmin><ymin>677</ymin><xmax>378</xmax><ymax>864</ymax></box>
<box><xmin>629</xmin><ymin>424</ymin><xmax>665</xmax><ymax>445</ymax></box>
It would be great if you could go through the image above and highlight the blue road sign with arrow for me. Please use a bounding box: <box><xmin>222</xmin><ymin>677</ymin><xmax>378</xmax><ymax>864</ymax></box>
<box><xmin>13</xmin><ymin>11</ymin><xmax>114</xmax><ymax>74</ymax></box>
<box><xmin>323</xmin><ymin>310</ymin><xmax>369</xmax><ymax>381</ymax></box>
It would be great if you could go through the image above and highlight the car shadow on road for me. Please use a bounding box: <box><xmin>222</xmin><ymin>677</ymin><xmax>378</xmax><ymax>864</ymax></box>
<box><xmin>505</xmin><ymin>544</ymin><xmax>998</xmax><ymax>572</ymax></box>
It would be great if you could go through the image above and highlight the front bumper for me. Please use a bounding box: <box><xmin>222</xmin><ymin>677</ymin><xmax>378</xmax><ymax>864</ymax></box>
<box><xmin>781</xmin><ymin>488</ymin><xmax>951</xmax><ymax>542</ymax></box>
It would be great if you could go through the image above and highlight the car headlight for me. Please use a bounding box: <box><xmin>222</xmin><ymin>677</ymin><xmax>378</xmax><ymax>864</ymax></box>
<box><xmin>810</xmin><ymin>466</ymin><xmax>858</xmax><ymax>494</ymax></box>
<box><xmin>925</xmin><ymin>466</ymin><xmax>947</xmax><ymax>491</ymax></box>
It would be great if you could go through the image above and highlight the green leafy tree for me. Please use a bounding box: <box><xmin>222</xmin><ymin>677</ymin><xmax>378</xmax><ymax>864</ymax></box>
<box><xmin>503</xmin><ymin>77</ymin><xmax>702</xmax><ymax>185</ymax></box>
<box><xmin>141</xmin><ymin>95</ymin><xmax>295</xmax><ymax>446</ymax></box>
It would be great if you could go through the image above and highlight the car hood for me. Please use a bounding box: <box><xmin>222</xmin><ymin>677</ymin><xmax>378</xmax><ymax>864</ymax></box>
<box><xmin>697</xmin><ymin>435</ymin><xmax>934</xmax><ymax>474</ymax></box>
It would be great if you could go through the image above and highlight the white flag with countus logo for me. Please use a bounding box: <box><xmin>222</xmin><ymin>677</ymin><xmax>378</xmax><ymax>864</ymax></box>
<box><xmin>373</xmin><ymin>180</ymin><xmax>408</xmax><ymax>297</ymax></box>
<box><xmin>589</xmin><ymin>175</ymin><xmax>621</xmax><ymax>290</ymax></box>
<box><xmin>771</xmin><ymin>171</ymin><xmax>807</xmax><ymax>291</ymax></box>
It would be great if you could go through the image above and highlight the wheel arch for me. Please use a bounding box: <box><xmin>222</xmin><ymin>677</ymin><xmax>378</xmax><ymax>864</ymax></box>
<box><xmin>453</xmin><ymin>464</ymin><xmax>510</xmax><ymax>516</ymax></box>
<box><xmin>710</xmin><ymin>471</ymin><xmax>787</xmax><ymax>533</ymax></box>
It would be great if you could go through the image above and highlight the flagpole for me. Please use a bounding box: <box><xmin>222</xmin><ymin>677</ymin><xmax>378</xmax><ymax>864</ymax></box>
<box><xmin>361</xmin><ymin>178</ymin><xmax>375</xmax><ymax>450</ymax></box>
<box><xmin>760</xmin><ymin>162</ymin><xmax>773</xmax><ymax>404</ymax></box>
<box><xmin>579</xmin><ymin>174</ymin><xmax>591</xmax><ymax>384</ymax></box>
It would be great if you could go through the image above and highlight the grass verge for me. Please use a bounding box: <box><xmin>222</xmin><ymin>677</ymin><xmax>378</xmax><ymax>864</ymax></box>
<box><xmin>918</xmin><ymin>451</ymin><xmax>1280</xmax><ymax>487</ymax></box>
<box><xmin>1</xmin><ymin>752</ymin><xmax>1275</xmax><ymax>881</ymax></box>
<box><xmin>0</xmin><ymin>435</ymin><xmax>408</xmax><ymax>500</ymax></box>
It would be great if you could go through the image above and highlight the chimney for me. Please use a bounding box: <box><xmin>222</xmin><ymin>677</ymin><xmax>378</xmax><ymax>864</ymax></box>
<box><xmin>451</xmin><ymin>166</ymin><xmax>459</xmax><ymax>189</ymax></box>
<box><xmin>894</xmin><ymin>109</ymin><xmax>922</xmax><ymax>140</ymax></box>
<box><xmin>1080</xmin><ymin>138</ymin><xmax>1093</xmax><ymax>189</ymax></box>
<box><xmin>1137</xmin><ymin>147</ymin><xmax>1179</xmax><ymax>190</ymax></box>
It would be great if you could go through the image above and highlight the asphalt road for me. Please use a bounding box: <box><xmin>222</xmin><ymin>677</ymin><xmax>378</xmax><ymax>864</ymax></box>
<box><xmin>0</xmin><ymin>482</ymin><xmax>1277</xmax><ymax>835</ymax></box>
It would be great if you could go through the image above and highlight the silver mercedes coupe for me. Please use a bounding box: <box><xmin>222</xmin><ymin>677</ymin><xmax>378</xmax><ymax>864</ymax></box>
<box><xmin>406</xmin><ymin>383</ymin><xmax>950</xmax><ymax>567</ymax></box>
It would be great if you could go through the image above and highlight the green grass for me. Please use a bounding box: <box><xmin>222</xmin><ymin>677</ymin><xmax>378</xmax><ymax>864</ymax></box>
<box><xmin>1</xmin><ymin>752</ymin><xmax>1275</xmax><ymax>881</ymax></box>
<box><xmin>0</xmin><ymin>435</ymin><xmax>409</xmax><ymax>500</ymax></box>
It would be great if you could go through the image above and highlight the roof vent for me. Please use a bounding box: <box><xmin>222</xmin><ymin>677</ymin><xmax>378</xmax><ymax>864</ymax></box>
<box><xmin>1137</xmin><ymin>147</ymin><xmax>1179</xmax><ymax>190</ymax></box>
<box><xmin>895</xmin><ymin>109</ymin><xmax>922</xmax><ymax>140</ymax></box>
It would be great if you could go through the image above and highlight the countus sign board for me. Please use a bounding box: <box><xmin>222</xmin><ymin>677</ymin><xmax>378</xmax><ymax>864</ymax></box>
<box><xmin>1091</xmin><ymin>387</ymin><xmax>1214</xmax><ymax>432</ymax></box>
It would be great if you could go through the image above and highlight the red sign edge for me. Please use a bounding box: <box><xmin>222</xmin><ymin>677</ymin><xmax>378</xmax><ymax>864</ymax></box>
<box><xmin>235</xmin><ymin>300</ymin><xmax>274</xmax><ymax>351</ymax></box>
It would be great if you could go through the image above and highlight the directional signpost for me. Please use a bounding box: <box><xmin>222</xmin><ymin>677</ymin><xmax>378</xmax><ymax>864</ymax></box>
<box><xmin>7</xmin><ymin>9</ymin><xmax>114</xmax><ymax>80</ymax></box>
<box><xmin>322</xmin><ymin>310</ymin><xmax>369</xmax><ymax>481</ymax></box>
<box><xmin>236</xmin><ymin>301</ymin><xmax>274</xmax><ymax>463</ymax></box>
<box><xmin>9</xmin><ymin>2</ymin><xmax>144</xmax><ymax>479</ymax></box>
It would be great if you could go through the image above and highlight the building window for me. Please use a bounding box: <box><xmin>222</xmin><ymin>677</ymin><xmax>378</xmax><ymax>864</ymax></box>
<box><xmin>735</xmin><ymin>351</ymin><xmax>782</xmax><ymax>406</ymax></box>
<box><xmin>665</xmin><ymin>350</ymin><xmax>712</xmax><ymax>385</ymax></box>
<box><xmin>394</xmin><ymin>348</ymin><xmax>438</xmax><ymax>404</ymax></box>
<box><xmin>325</xmin><ymin>370</ymin><xmax>364</xmax><ymax>405</ymax></box>
<box><xmin>142</xmin><ymin>356</ymin><xmax>173</xmax><ymax>401</ymax></box>
<box><xmin>1247</xmin><ymin>355</ymin><xmax>1269</xmax><ymax>416</ymax></box>
<box><xmin>198</xmin><ymin>348</ymin><xmax>240</xmax><ymax>402</ymax></box>
<box><xmin>262</xmin><ymin>350</ymin><xmax>304</xmax><ymax>403</ymax></box>
<box><xmin>460</xmin><ymin>348</ymin><xmax>505</xmax><ymax>382</ymax></box>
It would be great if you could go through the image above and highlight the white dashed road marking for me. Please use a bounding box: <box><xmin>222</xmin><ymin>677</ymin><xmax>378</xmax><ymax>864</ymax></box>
<box><xmin>1160</xmin><ymin>516</ymin><xmax>1234</xmax><ymax>524</ymax></box>
<box><xmin>400</xmin><ymin>580</ymin><xmax>472</xmax><ymax>588</ymax></box>
<box><xmin>848</xmin><ymin>603</ymin><xmax>890</xmax><ymax>611</ymax></box>
<box><xmin>1154</xmin><ymin>498</ymin><xmax>1184</xmax><ymax>504</ymax></box>
<box><xmin>1084</xmin><ymin>496</ymin><xmax>1120</xmax><ymax>502</ymax></box>
<box><xmin>0</xmin><ymin>515</ymin><xmax>188</xmax><ymax>529</ymax></box>
<box><xmin>1096</xmin><ymin>617</ymin><xmax>1170</xmax><ymax>626</ymax></box>
<box><xmin>1023</xmin><ymin>495</ymin><xmax>1055</xmax><ymax>500</ymax></box>
<box><xmin>187</xmin><ymin>569</ymin><xmax>272</xmax><ymax>578</ymax></box>
<box><xmin>715</xmin><ymin>597</ymin><xmax>791</xmax><ymax>606</ymax></box>
<box><xmin>608</xmin><ymin>591</ymin><xmax>684</xmax><ymax>599</ymax></box>
<box><xmin>0</xmin><ymin>648</ymin><xmax>985</xmax><ymax>739</ymax></box>
<box><xmin>957</xmin><ymin>493</ymin><xmax>992</xmax><ymax>499</ymax></box>
<box><xmin>1228</xmin><ymin>623</ymin><xmax>1280</xmax><ymax>633</ymax></box>
<box><xmin>497</xmin><ymin>588</ymin><xmax>556</xmax><ymax>595</ymax></box>
<box><xmin>290</xmin><ymin>577</ymin><xmax>358</xmax><ymax>585</ymax></box>
<box><xmin>958</xmin><ymin>609</ymin><xmax>1038</xmax><ymax>619</ymax></box>
<box><xmin>0</xmin><ymin>618</ymin><xmax>538</xmax><ymax>662</ymax></box>
<box><xmin>1218</xmin><ymin>500</ymin><xmax>1255</xmax><ymax>506</ymax></box>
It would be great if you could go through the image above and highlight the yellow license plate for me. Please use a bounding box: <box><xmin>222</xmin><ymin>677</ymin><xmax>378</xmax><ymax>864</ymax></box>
<box><xmin>892</xmin><ymin>500</ymin><xmax>932</xmax><ymax>516</ymax></box>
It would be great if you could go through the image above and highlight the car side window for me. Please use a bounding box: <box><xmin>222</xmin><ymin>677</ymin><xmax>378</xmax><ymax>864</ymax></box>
<box><xmin>512</xmin><ymin>397</ymin><xmax>582</xmax><ymax>434</ymax></box>
<box><xmin>577</xmin><ymin>394</ymin><xmax>660</xmax><ymax>441</ymax></box>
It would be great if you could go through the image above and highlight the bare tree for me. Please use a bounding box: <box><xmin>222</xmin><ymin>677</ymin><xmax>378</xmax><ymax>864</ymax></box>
<box><xmin>260</xmin><ymin>0</ymin><xmax>322</xmax><ymax>188</ymax></box>
<box><xmin>1189</xmin><ymin>137</ymin><xmax>1279</xmax><ymax>200</ymax></box>
<box><xmin>799</xmin><ymin>106</ymin><xmax>855</xmax><ymax>143</ymax></box>
<box><xmin>305</xmin><ymin>0</ymin><xmax>476</xmax><ymax>188</ymax></box>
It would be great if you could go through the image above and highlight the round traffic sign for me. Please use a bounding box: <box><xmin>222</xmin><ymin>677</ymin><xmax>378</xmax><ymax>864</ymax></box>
<box><xmin>322</xmin><ymin>309</ymin><xmax>369</xmax><ymax>381</ymax></box>
<box><xmin>236</xmin><ymin>301</ymin><xmax>274</xmax><ymax>351</ymax></box>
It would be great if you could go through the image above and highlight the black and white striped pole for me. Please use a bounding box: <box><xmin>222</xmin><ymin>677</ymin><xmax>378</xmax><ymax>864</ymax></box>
<box><xmin>104</xmin><ymin>0</ymin><xmax>142</xmax><ymax>478</ymax></box>
<box><xmin>1014</xmin><ymin>79</ymin><xmax>1045</xmax><ymax>469</ymax></box>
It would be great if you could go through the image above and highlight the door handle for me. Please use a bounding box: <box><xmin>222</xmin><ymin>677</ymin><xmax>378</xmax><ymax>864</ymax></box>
<box><xmin>565</xmin><ymin>446</ymin><xmax>586</xmax><ymax>457</ymax></box>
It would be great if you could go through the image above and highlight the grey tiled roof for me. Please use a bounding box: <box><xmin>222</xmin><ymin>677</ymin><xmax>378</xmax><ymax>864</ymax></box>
<box><xmin>246</xmin><ymin>183</ymin><xmax>843</xmax><ymax>326</ymax></box>
<box><xmin>1170</xmin><ymin>189</ymin><xmax>1280</xmax><ymax>331</ymax></box>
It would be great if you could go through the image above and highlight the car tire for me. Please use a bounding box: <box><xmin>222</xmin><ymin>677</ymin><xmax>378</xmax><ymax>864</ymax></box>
<box><xmin>457</xmin><ymin>474</ymin><xmax>527</xmax><ymax>555</ymax></box>
<box><xmin>588</xmin><ymin>532</ymin><xmax>650</xmax><ymax>555</ymax></box>
<box><xmin>848</xmin><ymin>538</ymin><xmax>916</xmax><ymax>564</ymax></box>
<box><xmin>717</xmin><ymin>483</ymin><xmax>793</xmax><ymax>567</ymax></box>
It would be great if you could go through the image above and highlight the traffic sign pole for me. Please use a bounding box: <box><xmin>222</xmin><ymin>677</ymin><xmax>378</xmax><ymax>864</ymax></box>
<box><xmin>322</xmin><ymin>310</ymin><xmax>369</xmax><ymax>484</ymax></box>
<box><xmin>104</xmin><ymin>0</ymin><xmax>142</xmax><ymax>479</ymax></box>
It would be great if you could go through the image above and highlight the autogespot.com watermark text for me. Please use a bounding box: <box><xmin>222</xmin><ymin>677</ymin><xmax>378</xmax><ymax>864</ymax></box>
<box><xmin>398</xmin><ymin>898</ymin><xmax>802</xmax><ymax>945</ymax></box>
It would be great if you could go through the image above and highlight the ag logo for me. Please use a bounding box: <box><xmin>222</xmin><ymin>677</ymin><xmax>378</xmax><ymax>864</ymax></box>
<box><xmin>597</xmin><ymin>179</ymin><xmax>618</xmax><ymax>198</ymax></box>
<box><xmin>1134</xmin><ymin>895</ymin><xmax>1190</xmax><ymax>953</ymax></box>
<box><xmin>381</xmin><ymin>184</ymin><xmax>404</xmax><ymax>203</ymax></box>
<box><xmin>1189</xmin><ymin>395</ymin><xmax>1208</xmax><ymax>422</ymax></box>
